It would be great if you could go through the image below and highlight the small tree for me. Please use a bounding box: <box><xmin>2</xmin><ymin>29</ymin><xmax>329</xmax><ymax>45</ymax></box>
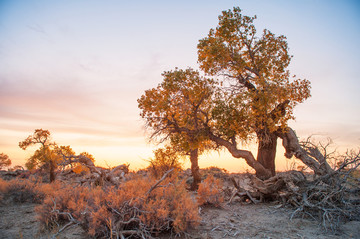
<box><xmin>148</xmin><ymin>146</ymin><xmax>183</xmax><ymax>178</ymax></box>
<box><xmin>19</xmin><ymin>129</ymin><xmax>61</xmax><ymax>182</ymax></box>
<box><xmin>0</xmin><ymin>153</ymin><xmax>11</xmax><ymax>170</ymax></box>
<box><xmin>138</xmin><ymin>68</ymin><xmax>216</xmax><ymax>189</ymax></box>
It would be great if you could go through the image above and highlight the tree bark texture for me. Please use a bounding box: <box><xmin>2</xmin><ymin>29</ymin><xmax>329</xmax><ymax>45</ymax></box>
<box><xmin>190</xmin><ymin>149</ymin><xmax>201</xmax><ymax>191</ymax></box>
<box><xmin>256</xmin><ymin>131</ymin><xmax>277</xmax><ymax>178</ymax></box>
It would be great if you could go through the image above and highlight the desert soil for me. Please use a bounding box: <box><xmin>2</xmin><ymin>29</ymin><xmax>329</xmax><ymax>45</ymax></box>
<box><xmin>1</xmin><ymin>201</ymin><xmax>359</xmax><ymax>239</ymax></box>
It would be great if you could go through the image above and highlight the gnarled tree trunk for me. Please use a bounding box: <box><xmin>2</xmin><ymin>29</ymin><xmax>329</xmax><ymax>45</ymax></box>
<box><xmin>256</xmin><ymin>131</ymin><xmax>277</xmax><ymax>179</ymax></box>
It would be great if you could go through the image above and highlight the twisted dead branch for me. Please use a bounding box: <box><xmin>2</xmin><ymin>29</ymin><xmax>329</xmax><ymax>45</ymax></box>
<box><xmin>50</xmin><ymin>198</ymin><xmax>82</xmax><ymax>239</ymax></box>
<box><xmin>57</xmin><ymin>153</ymin><xmax>129</xmax><ymax>186</ymax></box>
<box><xmin>146</xmin><ymin>168</ymin><xmax>174</xmax><ymax>196</ymax></box>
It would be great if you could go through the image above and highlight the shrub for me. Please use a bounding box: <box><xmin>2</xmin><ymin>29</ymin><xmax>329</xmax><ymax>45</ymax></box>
<box><xmin>36</xmin><ymin>174</ymin><xmax>200</xmax><ymax>238</ymax></box>
<box><xmin>0</xmin><ymin>177</ymin><xmax>65</xmax><ymax>205</ymax></box>
<box><xmin>0</xmin><ymin>178</ymin><xmax>45</xmax><ymax>203</ymax></box>
<box><xmin>36</xmin><ymin>185</ymin><xmax>97</xmax><ymax>231</ymax></box>
<box><xmin>197</xmin><ymin>175</ymin><xmax>224</xmax><ymax>207</ymax></box>
<box><xmin>0</xmin><ymin>178</ymin><xmax>9</xmax><ymax>192</ymax></box>
<box><xmin>0</xmin><ymin>178</ymin><xmax>9</xmax><ymax>204</ymax></box>
<box><xmin>148</xmin><ymin>146</ymin><xmax>183</xmax><ymax>178</ymax></box>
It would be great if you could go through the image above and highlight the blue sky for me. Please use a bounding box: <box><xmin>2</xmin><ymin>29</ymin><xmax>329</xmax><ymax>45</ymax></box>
<box><xmin>0</xmin><ymin>0</ymin><xmax>359</xmax><ymax>171</ymax></box>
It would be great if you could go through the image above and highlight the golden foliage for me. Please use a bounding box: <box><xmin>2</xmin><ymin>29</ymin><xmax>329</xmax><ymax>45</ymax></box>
<box><xmin>0</xmin><ymin>153</ymin><xmax>11</xmax><ymax>170</ymax></box>
<box><xmin>18</xmin><ymin>129</ymin><xmax>51</xmax><ymax>150</ymax></box>
<box><xmin>148</xmin><ymin>146</ymin><xmax>183</xmax><ymax>178</ymax></box>
<box><xmin>72</xmin><ymin>164</ymin><xmax>90</xmax><ymax>174</ymax></box>
<box><xmin>138</xmin><ymin>8</ymin><xmax>311</xmax><ymax>178</ymax></box>
<box><xmin>79</xmin><ymin>152</ymin><xmax>95</xmax><ymax>162</ymax></box>
<box><xmin>19</xmin><ymin>129</ymin><xmax>96</xmax><ymax>182</ymax></box>
<box><xmin>19</xmin><ymin>129</ymin><xmax>61</xmax><ymax>178</ymax></box>
<box><xmin>138</xmin><ymin>68</ymin><xmax>216</xmax><ymax>150</ymax></box>
<box><xmin>197</xmin><ymin>7</ymin><xmax>311</xmax><ymax>136</ymax></box>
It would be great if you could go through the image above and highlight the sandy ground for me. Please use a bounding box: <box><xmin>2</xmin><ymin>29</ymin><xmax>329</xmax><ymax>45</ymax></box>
<box><xmin>193</xmin><ymin>202</ymin><xmax>359</xmax><ymax>239</ymax></box>
<box><xmin>1</xmin><ymin>201</ymin><xmax>359</xmax><ymax>239</ymax></box>
<box><xmin>0</xmin><ymin>203</ymin><xmax>87</xmax><ymax>239</ymax></box>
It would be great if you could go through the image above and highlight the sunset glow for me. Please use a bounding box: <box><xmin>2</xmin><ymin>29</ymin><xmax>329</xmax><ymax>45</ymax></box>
<box><xmin>1</xmin><ymin>0</ymin><xmax>359</xmax><ymax>172</ymax></box>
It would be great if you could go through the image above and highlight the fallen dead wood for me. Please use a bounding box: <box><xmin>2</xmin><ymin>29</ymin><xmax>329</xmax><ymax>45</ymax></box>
<box><xmin>229</xmin><ymin>177</ymin><xmax>261</xmax><ymax>204</ymax></box>
<box><xmin>228</xmin><ymin>150</ymin><xmax>360</xmax><ymax>232</ymax></box>
<box><xmin>50</xmin><ymin>198</ymin><xmax>82</xmax><ymax>239</ymax></box>
<box><xmin>229</xmin><ymin>171</ymin><xmax>303</xmax><ymax>204</ymax></box>
<box><xmin>57</xmin><ymin>153</ymin><xmax>129</xmax><ymax>187</ymax></box>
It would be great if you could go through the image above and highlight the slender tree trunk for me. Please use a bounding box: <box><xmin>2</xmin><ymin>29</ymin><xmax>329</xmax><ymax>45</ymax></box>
<box><xmin>256</xmin><ymin>131</ymin><xmax>278</xmax><ymax>179</ymax></box>
<box><xmin>189</xmin><ymin>149</ymin><xmax>201</xmax><ymax>191</ymax></box>
<box><xmin>49</xmin><ymin>160</ymin><xmax>56</xmax><ymax>183</ymax></box>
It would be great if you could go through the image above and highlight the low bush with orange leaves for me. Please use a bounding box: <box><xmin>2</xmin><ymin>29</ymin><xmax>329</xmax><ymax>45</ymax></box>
<box><xmin>36</xmin><ymin>174</ymin><xmax>200</xmax><ymax>238</ymax></box>
<box><xmin>0</xmin><ymin>177</ymin><xmax>64</xmax><ymax>204</ymax></box>
<box><xmin>0</xmin><ymin>177</ymin><xmax>44</xmax><ymax>204</ymax></box>
<box><xmin>197</xmin><ymin>175</ymin><xmax>224</xmax><ymax>207</ymax></box>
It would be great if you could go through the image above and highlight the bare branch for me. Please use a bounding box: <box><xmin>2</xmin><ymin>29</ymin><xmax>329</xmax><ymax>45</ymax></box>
<box><xmin>146</xmin><ymin>168</ymin><xmax>174</xmax><ymax>196</ymax></box>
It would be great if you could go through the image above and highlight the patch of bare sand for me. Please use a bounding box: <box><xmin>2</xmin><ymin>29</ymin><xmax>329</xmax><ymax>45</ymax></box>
<box><xmin>0</xmin><ymin>203</ymin><xmax>87</xmax><ymax>239</ymax></box>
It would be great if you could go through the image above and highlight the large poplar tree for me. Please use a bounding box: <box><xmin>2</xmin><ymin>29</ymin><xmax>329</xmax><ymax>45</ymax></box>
<box><xmin>197</xmin><ymin>7</ymin><xmax>311</xmax><ymax>179</ymax></box>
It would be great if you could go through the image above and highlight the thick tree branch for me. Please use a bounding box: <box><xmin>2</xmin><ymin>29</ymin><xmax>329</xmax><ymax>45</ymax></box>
<box><xmin>207</xmin><ymin>130</ymin><xmax>272</xmax><ymax>179</ymax></box>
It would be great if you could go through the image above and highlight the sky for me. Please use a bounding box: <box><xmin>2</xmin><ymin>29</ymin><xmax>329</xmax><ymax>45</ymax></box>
<box><xmin>1</xmin><ymin>0</ymin><xmax>359</xmax><ymax>172</ymax></box>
